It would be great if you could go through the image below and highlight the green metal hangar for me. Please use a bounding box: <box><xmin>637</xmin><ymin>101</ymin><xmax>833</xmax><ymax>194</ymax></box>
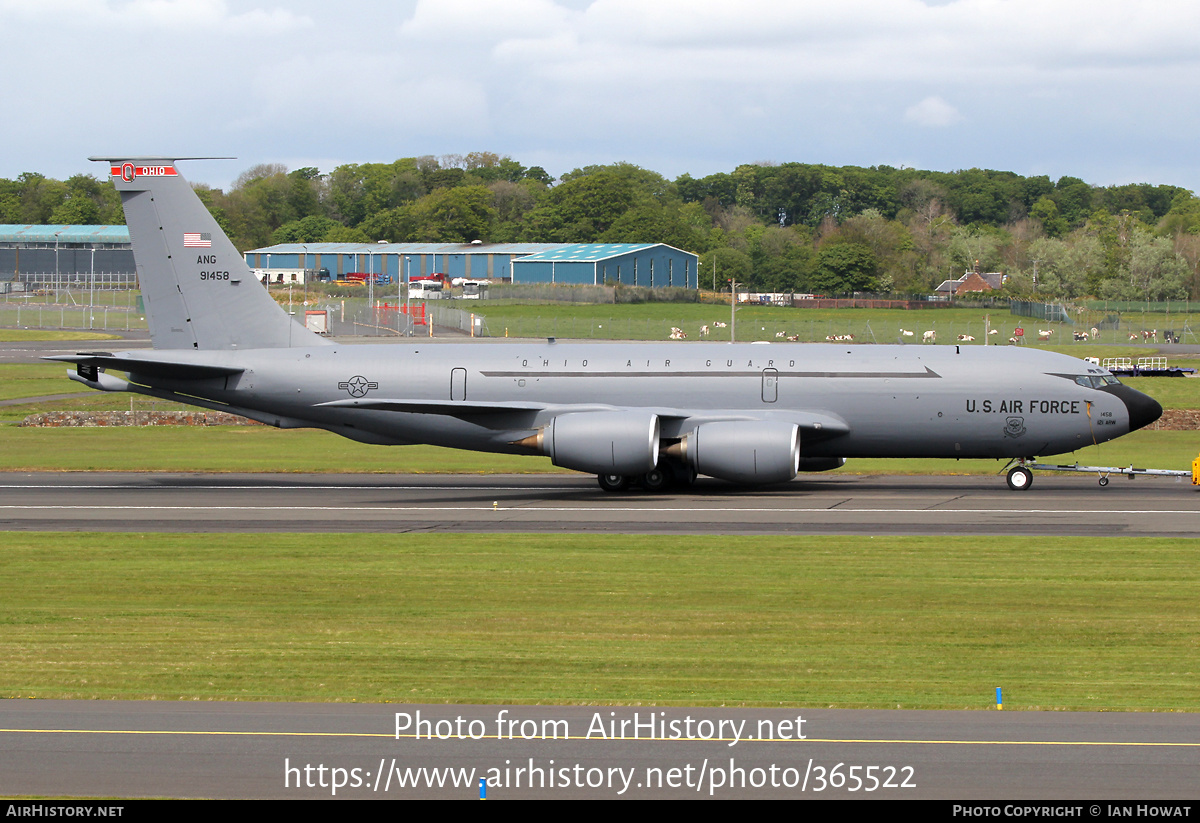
<box><xmin>512</xmin><ymin>243</ymin><xmax>698</xmax><ymax>287</ymax></box>
<box><xmin>243</xmin><ymin>241</ymin><xmax>699</xmax><ymax>286</ymax></box>
<box><xmin>244</xmin><ymin>242</ymin><xmax>558</xmax><ymax>283</ymax></box>
<box><xmin>0</xmin><ymin>225</ymin><xmax>136</xmax><ymax>290</ymax></box>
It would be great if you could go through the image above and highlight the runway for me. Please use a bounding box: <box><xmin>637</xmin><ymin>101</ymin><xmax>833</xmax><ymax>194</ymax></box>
<box><xmin>0</xmin><ymin>471</ymin><xmax>1196</xmax><ymax>535</ymax></box>
<box><xmin>3</xmin><ymin>470</ymin><xmax>1198</xmax><ymax>800</ymax></box>
<box><xmin>3</xmin><ymin>700</ymin><xmax>1199</xmax><ymax>800</ymax></box>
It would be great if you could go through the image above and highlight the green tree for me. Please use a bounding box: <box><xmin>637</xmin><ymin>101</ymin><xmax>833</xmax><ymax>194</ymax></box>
<box><xmin>810</xmin><ymin>242</ymin><xmax>878</xmax><ymax>294</ymax></box>
<box><xmin>271</xmin><ymin>215</ymin><xmax>341</xmax><ymax>244</ymax></box>
<box><xmin>700</xmin><ymin>247</ymin><xmax>753</xmax><ymax>291</ymax></box>
<box><xmin>384</xmin><ymin>186</ymin><xmax>496</xmax><ymax>242</ymax></box>
<box><xmin>1030</xmin><ymin>196</ymin><xmax>1068</xmax><ymax>238</ymax></box>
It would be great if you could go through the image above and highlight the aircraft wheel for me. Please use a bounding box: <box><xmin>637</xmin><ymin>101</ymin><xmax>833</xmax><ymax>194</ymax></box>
<box><xmin>640</xmin><ymin>468</ymin><xmax>670</xmax><ymax>492</ymax></box>
<box><xmin>1006</xmin><ymin>466</ymin><xmax>1033</xmax><ymax>491</ymax></box>
<box><xmin>597</xmin><ymin>474</ymin><xmax>630</xmax><ymax>493</ymax></box>
<box><xmin>1099</xmin><ymin>476</ymin><xmax>1109</xmax><ymax>487</ymax></box>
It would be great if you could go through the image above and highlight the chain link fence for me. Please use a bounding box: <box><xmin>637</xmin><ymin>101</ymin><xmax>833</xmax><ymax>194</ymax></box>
<box><xmin>3</xmin><ymin>288</ymin><xmax>1197</xmax><ymax>346</ymax></box>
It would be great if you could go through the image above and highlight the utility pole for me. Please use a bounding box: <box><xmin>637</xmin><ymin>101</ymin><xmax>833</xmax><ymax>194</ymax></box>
<box><xmin>300</xmin><ymin>243</ymin><xmax>308</xmax><ymax>311</ymax></box>
<box><xmin>729</xmin><ymin>278</ymin><xmax>737</xmax><ymax>343</ymax></box>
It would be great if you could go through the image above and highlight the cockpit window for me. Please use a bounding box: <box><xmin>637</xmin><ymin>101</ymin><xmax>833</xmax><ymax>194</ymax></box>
<box><xmin>1076</xmin><ymin>375</ymin><xmax>1121</xmax><ymax>389</ymax></box>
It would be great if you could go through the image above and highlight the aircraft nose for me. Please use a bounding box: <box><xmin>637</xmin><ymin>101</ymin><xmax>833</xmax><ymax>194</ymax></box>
<box><xmin>1111</xmin><ymin>384</ymin><xmax>1163</xmax><ymax>432</ymax></box>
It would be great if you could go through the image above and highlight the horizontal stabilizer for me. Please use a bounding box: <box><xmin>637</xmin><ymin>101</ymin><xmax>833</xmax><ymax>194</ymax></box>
<box><xmin>45</xmin><ymin>353</ymin><xmax>243</xmax><ymax>381</ymax></box>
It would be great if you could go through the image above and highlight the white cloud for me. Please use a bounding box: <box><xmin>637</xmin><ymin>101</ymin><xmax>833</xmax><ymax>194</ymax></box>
<box><xmin>0</xmin><ymin>0</ymin><xmax>311</xmax><ymax>33</ymax></box>
<box><xmin>5</xmin><ymin>0</ymin><xmax>1200</xmax><ymax>191</ymax></box>
<box><xmin>904</xmin><ymin>96</ymin><xmax>962</xmax><ymax>128</ymax></box>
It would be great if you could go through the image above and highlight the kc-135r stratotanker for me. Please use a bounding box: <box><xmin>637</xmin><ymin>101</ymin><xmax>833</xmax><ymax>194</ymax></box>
<box><xmin>50</xmin><ymin>158</ymin><xmax>1163</xmax><ymax>491</ymax></box>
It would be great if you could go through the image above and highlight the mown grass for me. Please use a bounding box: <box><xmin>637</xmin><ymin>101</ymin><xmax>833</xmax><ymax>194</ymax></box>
<box><xmin>0</xmin><ymin>330</ymin><xmax>120</xmax><ymax>342</ymax></box>
<box><xmin>0</xmin><ymin>426</ymin><xmax>1193</xmax><ymax>474</ymax></box>
<box><xmin>1</xmin><ymin>532</ymin><xmax>1197</xmax><ymax>710</ymax></box>
<box><xmin>473</xmin><ymin>301</ymin><xmax>1200</xmax><ymax>346</ymax></box>
<box><xmin>0</xmin><ymin>363</ymin><xmax>100</xmax><ymax>402</ymax></box>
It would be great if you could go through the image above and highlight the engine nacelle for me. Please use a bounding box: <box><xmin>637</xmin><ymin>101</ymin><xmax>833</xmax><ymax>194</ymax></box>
<box><xmin>535</xmin><ymin>410</ymin><xmax>660</xmax><ymax>476</ymax></box>
<box><xmin>675</xmin><ymin>421</ymin><xmax>800</xmax><ymax>484</ymax></box>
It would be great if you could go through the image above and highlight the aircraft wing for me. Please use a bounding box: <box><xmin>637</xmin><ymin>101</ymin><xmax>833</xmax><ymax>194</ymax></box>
<box><xmin>317</xmin><ymin>397</ymin><xmax>561</xmax><ymax>417</ymax></box>
<box><xmin>316</xmin><ymin>397</ymin><xmax>851</xmax><ymax>439</ymax></box>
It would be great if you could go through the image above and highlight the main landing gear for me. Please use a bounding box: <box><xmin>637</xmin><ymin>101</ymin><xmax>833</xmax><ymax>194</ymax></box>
<box><xmin>596</xmin><ymin>474</ymin><xmax>630</xmax><ymax>493</ymax></box>
<box><xmin>596</xmin><ymin>463</ymin><xmax>697</xmax><ymax>493</ymax></box>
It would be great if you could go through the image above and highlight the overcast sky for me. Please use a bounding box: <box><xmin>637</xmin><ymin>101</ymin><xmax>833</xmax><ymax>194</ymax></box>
<box><xmin>4</xmin><ymin>0</ymin><xmax>1199</xmax><ymax>194</ymax></box>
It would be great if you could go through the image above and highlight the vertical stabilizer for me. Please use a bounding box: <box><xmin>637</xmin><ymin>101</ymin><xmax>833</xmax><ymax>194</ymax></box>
<box><xmin>93</xmin><ymin>157</ymin><xmax>329</xmax><ymax>350</ymax></box>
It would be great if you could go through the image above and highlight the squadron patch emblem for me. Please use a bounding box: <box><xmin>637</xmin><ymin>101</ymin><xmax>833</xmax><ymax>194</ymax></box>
<box><xmin>1003</xmin><ymin>416</ymin><xmax>1026</xmax><ymax>438</ymax></box>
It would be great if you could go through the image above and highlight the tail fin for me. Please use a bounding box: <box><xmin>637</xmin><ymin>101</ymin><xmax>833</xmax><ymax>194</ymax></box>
<box><xmin>93</xmin><ymin>157</ymin><xmax>329</xmax><ymax>350</ymax></box>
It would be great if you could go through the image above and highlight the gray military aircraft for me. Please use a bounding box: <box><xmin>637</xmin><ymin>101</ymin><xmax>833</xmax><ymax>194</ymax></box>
<box><xmin>49</xmin><ymin>158</ymin><xmax>1162</xmax><ymax>492</ymax></box>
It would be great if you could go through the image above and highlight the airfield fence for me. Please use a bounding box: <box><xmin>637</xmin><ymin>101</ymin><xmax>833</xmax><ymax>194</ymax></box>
<box><xmin>468</xmin><ymin>311</ymin><xmax>1200</xmax><ymax>346</ymax></box>
<box><xmin>3</xmin><ymin>287</ymin><xmax>1198</xmax><ymax>346</ymax></box>
<box><xmin>0</xmin><ymin>302</ymin><xmax>146</xmax><ymax>331</ymax></box>
<box><xmin>486</xmin><ymin>284</ymin><xmax>701</xmax><ymax>304</ymax></box>
<box><xmin>309</xmin><ymin>299</ymin><xmax>486</xmax><ymax>338</ymax></box>
<box><xmin>1010</xmin><ymin>301</ymin><xmax>1073</xmax><ymax>323</ymax></box>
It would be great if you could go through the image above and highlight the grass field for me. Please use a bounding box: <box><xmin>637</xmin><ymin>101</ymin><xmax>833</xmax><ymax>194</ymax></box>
<box><xmin>0</xmin><ymin>330</ymin><xmax>120</xmax><ymax>343</ymax></box>
<box><xmin>2</xmin><ymin>532</ymin><xmax>1197</xmax><ymax>710</ymax></box>
<box><xmin>472</xmin><ymin>301</ymin><xmax>1200</xmax><ymax>346</ymax></box>
<box><xmin>0</xmin><ymin>425</ymin><xmax>1195</xmax><ymax>474</ymax></box>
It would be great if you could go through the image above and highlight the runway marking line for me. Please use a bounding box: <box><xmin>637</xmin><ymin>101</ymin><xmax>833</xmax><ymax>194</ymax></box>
<box><xmin>1</xmin><ymin>505</ymin><xmax>1198</xmax><ymax>516</ymax></box>
<box><xmin>0</xmin><ymin>485</ymin><xmax>570</xmax><ymax>492</ymax></box>
<box><xmin>2</xmin><ymin>728</ymin><xmax>1198</xmax><ymax>748</ymax></box>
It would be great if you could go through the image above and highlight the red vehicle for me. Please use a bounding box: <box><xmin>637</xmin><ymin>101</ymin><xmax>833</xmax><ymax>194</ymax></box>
<box><xmin>408</xmin><ymin>272</ymin><xmax>448</xmax><ymax>285</ymax></box>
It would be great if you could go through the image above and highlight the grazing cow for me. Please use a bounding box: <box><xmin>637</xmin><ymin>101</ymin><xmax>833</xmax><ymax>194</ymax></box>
<box><xmin>922</xmin><ymin>330</ymin><xmax>936</xmax><ymax>343</ymax></box>
<box><xmin>1090</xmin><ymin>327</ymin><xmax>1099</xmax><ymax>340</ymax></box>
<box><xmin>699</xmin><ymin>325</ymin><xmax>710</xmax><ymax>337</ymax></box>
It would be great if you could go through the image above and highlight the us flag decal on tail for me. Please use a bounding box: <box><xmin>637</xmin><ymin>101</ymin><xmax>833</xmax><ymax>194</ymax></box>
<box><xmin>183</xmin><ymin>232</ymin><xmax>211</xmax><ymax>248</ymax></box>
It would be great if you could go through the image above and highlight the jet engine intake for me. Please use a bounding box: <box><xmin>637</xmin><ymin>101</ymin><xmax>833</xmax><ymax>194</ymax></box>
<box><xmin>531</xmin><ymin>410</ymin><xmax>661</xmax><ymax>476</ymax></box>
<box><xmin>673</xmin><ymin>420</ymin><xmax>800</xmax><ymax>484</ymax></box>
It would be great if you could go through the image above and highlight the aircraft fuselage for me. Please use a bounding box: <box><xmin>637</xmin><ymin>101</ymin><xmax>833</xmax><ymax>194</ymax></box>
<box><xmin>120</xmin><ymin>339</ymin><xmax>1152</xmax><ymax>461</ymax></box>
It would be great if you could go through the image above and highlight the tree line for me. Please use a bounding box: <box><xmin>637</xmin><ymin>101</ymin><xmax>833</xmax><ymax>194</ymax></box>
<box><xmin>4</xmin><ymin>151</ymin><xmax>1200</xmax><ymax>301</ymax></box>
